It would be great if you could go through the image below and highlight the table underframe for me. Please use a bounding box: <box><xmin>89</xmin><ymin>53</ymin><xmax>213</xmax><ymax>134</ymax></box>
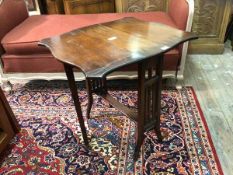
<box><xmin>63</xmin><ymin>54</ymin><xmax>164</xmax><ymax>160</ymax></box>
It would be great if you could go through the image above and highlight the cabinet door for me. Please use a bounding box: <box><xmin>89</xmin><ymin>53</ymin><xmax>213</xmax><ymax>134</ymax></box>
<box><xmin>64</xmin><ymin>0</ymin><xmax>115</xmax><ymax>14</ymax></box>
<box><xmin>99</xmin><ymin>0</ymin><xmax>115</xmax><ymax>13</ymax></box>
<box><xmin>46</xmin><ymin>0</ymin><xmax>64</xmax><ymax>14</ymax></box>
<box><xmin>0</xmin><ymin>99</ymin><xmax>15</xmax><ymax>153</ymax></box>
<box><xmin>64</xmin><ymin>0</ymin><xmax>98</xmax><ymax>14</ymax></box>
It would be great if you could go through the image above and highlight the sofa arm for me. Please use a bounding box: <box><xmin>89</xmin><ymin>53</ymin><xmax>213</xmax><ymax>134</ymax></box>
<box><xmin>168</xmin><ymin>0</ymin><xmax>191</xmax><ymax>31</ymax></box>
<box><xmin>0</xmin><ymin>0</ymin><xmax>29</xmax><ymax>54</ymax></box>
<box><xmin>168</xmin><ymin>0</ymin><xmax>195</xmax><ymax>85</ymax></box>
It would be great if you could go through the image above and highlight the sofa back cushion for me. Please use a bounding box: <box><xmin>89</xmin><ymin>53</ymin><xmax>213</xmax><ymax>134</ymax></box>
<box><xmin>0</xmin><ymin>0</ymin><xmax>28</xmax><ymax>54</ymax></box>
<box><xmin>168</xmin><ymin>0</ymin><xmax>189</xmax><ymax>30</ymax></box>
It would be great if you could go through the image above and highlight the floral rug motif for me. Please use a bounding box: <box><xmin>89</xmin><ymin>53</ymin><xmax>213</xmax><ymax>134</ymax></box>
<box><xmin>0</xmin><ymin>81</ymin><xmax>223</xmax><ymax>175</ymax></box>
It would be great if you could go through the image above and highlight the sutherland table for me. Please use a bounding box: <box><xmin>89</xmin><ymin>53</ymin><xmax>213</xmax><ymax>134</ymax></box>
<box><xmin>40</xmin><ymin>17</ymin><xmax>197</xmax><ymax>159</ymax></box>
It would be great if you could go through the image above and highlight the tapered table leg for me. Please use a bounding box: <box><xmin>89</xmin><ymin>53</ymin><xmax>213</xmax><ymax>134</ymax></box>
<box><xmin>85</xmin><ymin>78</ymin><xmax>93</xmax><ymax>119</ymax></box>
<box><xmin>134</xmin><ymin>55</ymin><xmax>164</xmax><ymax>160</ymax></box>
<box><xmin>154</xmin><ymin>56</ymin><xmax>163</xmax><ymax>142</ymax></box>
<box><xmin>134</xmin><ymin>62</ymin><xmax>146</xmax><ymax>160</ymax></box>
<box><xmin>64</xmin><ymin>63</ymin><xmax>89</xmax><ymax>146</ymax></box>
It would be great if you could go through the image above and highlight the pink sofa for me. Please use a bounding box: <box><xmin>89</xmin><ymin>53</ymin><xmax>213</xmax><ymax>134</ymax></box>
<box><xmin>0</xmin><ymin>0</ymin><xmax>194</xmax><ymax>86</ymax></box>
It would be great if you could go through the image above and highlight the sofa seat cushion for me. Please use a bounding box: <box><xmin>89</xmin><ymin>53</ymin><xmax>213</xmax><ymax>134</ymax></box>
<box><xmin>2</xmin><ymin>12</ymin><xmax>178</xmax><ymax>55</ymax></box>
<box><xmin>2</xmin><ymin>49</ymin><xmax>180</xmax><ymax>73</ymax></box>
<box><xmin>1</xmin><ymin>54</ymin><xmax>64</xmax><ymax>73</ymax></box>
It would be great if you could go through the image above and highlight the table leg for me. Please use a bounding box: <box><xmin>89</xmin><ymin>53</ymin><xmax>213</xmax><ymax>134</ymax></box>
<box><xmin>85</xmin><ymin>77</ymin><xmax>108</xmax><ymax>117</ymax></box>
<box><xmin>154</xmin><ymin>56</ymin><xmax>163</xmax><ymax>142</ymax></box>
<box><xmin>134</xmin><ymin>62</ymin><xmax>146</xmax><ymax>160</ymax></box>
<box><xmin>64</xmin><ymin>63</ymin><xmax>89</xmax><ymax>146</ymax></box>
<box><xmin>86</xmin><ymin>78</ymin><xmax>93</xmax><ymax>119</ymax></box>
<box><xmin>134</xmin><ymin>55</ymin><xmax>164</xmax><ymax>160</ymax></box>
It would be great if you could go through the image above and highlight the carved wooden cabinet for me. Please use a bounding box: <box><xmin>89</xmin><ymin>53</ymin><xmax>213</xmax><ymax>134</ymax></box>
<box><xmin>115</xmin><ymin>0</ymin><xmax>232</xmax><ymax>54</ymax></box>
<box><xmin>45</xmin><ymin>0</ymin><xmax>65</xmax><ymax>14</ymax></box>
<box><xmin>64</xmin><ymin>0</ymin><xmax>115</xmax><ymax>14</ymax></box>
<box><xmin>190</xmin><ymin>0</ymin><xmax>231</xmax><ymax>54</ymax></box>
<box><xmin>0</xmin><ymin>88</ymin><xmax>19</xmax><ymax>153</ymax></box>
<box><xmin>37</xmin><ymin>0</ymin><xmax>65</xmax><ymax>14</ymax></box>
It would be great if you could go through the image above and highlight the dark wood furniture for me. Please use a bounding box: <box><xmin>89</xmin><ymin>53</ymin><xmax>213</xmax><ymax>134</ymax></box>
<box><xmin>45</xmin><ymin>0</ymin><xmax>64</xmax><ymax>14</ymax></box>
<box><xmin>63</xmin><ymin>0</ymin><xmax>115</xmax><ymax>14</ymax></box>
<box><xmin>0</xmin><ymin>87</ymin><xmax>20</xmax><ymax>153</ymax></box>
<box><xmin>40</xmin><ymin>17</ymin><xmax>197</xmax><ymax>159</ymax></box>
<box><xmin>38</xmin><ymin>0</ymin><xmax>64</xmax><ymax>14</ymax></box>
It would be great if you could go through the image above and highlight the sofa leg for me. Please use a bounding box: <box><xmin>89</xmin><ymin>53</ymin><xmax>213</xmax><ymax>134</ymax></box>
<box><xmin>1</xmin><ymin>80</ymin><xmax>13</xmax><ymax>92</ymax></box>
<box><xmin>175</xmin><ymin>76</ymin><xmax>184</xmax><ymax>89</ymax></box>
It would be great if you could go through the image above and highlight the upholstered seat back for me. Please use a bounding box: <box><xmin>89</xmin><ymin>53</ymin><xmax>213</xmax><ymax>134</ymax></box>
<box><xmin>0</xmin><ymin>0</ymin><xmax>28</xmax><ymax>54</ymax></box>
<box><xmin>168</xmin><ymin>0</ymin><xmax>189</xmax><ymax>30</ymax></box>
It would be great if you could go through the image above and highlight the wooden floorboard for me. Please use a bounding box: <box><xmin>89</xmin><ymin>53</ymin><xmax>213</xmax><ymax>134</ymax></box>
<box><xmin>184</xmin><ymin>42</ymin><xmax>233</xmax><ymax>175</ymax></box>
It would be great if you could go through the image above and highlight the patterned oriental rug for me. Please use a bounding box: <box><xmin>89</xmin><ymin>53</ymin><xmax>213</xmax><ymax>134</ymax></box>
<box><xmin>0</xmin><ymin>81</ymin><xmax>223</xmax><ymax>175</ymax></box>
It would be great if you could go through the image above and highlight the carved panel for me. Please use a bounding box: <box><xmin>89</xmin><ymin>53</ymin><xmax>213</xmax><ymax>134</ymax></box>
<box><xmin>192</xmin><ymin>0</ymin><xmax>223</xmax><ymax>37</ymax></box>
<box><xmin>124</xmin><ymin>0</ymin><xmax>167</xmax><ymax>12</ymax></box>
<box><xmin>64</xmin><ymin>0</ymin><xmax>115</xmax><ymax>14</ymax></box>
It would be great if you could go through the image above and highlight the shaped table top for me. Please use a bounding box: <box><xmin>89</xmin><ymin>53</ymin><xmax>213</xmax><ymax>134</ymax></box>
<box><xmin>39</xmin><ymin>17</ymin><xmax>197</xmax><ymax>78</ymax></box>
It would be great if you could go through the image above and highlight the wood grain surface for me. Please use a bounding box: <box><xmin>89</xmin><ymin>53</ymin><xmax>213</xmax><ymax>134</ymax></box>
<box><xmin>39</xmin><ymin>17</ymin><xmax>197</xmax><ymax>78</ymax></box>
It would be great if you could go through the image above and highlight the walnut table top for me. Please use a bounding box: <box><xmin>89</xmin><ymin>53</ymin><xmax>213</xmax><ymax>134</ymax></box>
<box><xmin>39</xmin><ymin>17</ymin><xmax>197</xmax><ymax>78</ymax></box>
